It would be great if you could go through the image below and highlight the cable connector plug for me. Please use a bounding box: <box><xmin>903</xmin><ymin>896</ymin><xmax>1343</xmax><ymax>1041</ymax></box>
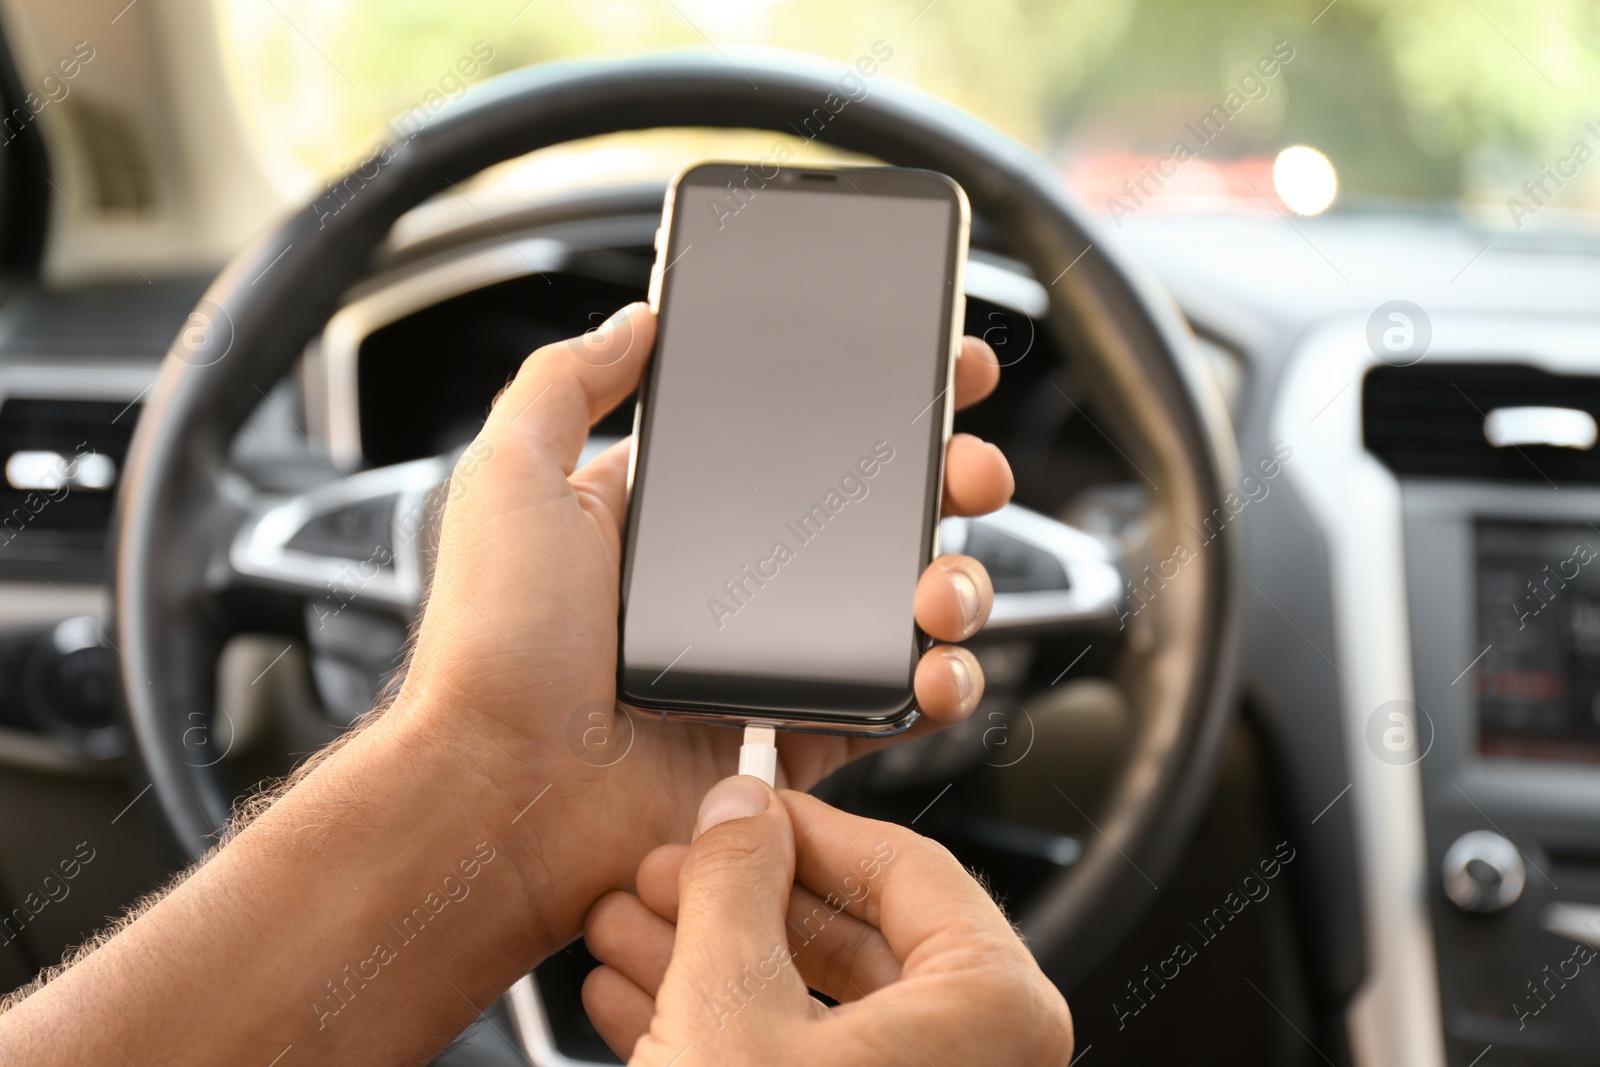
<box><xmin>738</xmin><ymin>724</ymin><xmax>778</xmax><ymax>787</ymax></box>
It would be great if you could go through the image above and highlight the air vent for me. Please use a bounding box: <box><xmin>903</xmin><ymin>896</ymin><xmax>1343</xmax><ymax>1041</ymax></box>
<box><xmin>0</xmin><ymin>398</ymin><xmax>140</xmax><ymax>578</ymax></box>
<box><xmin>1364</xmin><ymin>364</ymin><xmax>1600</xmax><ymax>484</ymax></box>
<box><xmin>59</xmin><ymin>97</ymin><xmax>156</xmax><ymax>214</ymax></box>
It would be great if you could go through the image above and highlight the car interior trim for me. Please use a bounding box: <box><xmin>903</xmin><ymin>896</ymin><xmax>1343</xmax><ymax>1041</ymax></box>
<box><xmin>316</xmin><ymin>235</ymin><xmax>567</xmax><ymax>468</ymax></box>
<box><xmin>1268</xmin><ymin>311</ymin><xmax>1600</xmax><ymax>1065</ymax></box>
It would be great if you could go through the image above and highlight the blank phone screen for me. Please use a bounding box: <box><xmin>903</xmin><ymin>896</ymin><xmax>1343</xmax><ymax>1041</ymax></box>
<box><xmin>619</xmin><ymin>165</ymin><xmax>964</xmax><ymax>727</ymax></box>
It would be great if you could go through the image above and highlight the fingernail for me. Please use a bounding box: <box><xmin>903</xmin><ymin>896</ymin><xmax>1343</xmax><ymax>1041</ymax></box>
<box><xmin>948</xmin><ymin>567</ymin><xmax>980</xmax><ymax>629</ymax></box>
<box><xmin>696</xmin><ymin>775</ymin><xmax>770</xmax><ymax>832</ymax></box>
<box><xmin>604</xmin><ymin>301</ymin><xmax>643</xmax><ymax>327</ymax></box>
<box><xmin>582</xmin><ymin>302</ymin><xmax>630</xmax><ymax>339</ymax></box>
<box><xmin>591</xmin><ymin>304</ymin><xmax>628</xmax><ymax>337</ymax></box>
<box><xmin>943</xmin><ymin>649</ymin><xmax>974</xmax><ymax>708</ymax></box>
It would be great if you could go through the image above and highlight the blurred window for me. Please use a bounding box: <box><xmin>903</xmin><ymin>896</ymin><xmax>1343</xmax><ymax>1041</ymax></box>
<box><xmin>213</xmin><ymin>0</ymin><xmax>1600</xmax><ymax>231</ymax></box>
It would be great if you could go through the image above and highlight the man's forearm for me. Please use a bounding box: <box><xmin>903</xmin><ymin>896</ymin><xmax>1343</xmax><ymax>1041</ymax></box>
<box><xmin>0</xmin><ymin>695</ymin><xmax>564</xmax><ymax>1065</ymax></box>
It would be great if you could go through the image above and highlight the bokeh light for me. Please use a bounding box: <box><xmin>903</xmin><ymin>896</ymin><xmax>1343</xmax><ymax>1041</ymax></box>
<box><xmin>1272</xmin><ymin>146</ymin><xmax>1338</xmax><ymax>216</ymax></box>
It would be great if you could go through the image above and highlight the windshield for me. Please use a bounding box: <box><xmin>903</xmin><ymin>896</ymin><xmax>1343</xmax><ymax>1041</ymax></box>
<box><xmin>213</xmin><ymin>0</ymin><xmax>1600</xmax><ymax>232</ymax></box>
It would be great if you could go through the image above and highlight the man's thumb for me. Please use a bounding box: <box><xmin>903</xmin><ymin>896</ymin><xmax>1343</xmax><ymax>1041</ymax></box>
<box><xmin>667</xmin><ymin>775</ymin><xmax>802</xmax><ymax>1010</ymax></box>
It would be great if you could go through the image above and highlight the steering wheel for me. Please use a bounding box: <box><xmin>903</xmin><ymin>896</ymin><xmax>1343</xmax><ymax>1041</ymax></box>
<box><xmin>113</xmin><ymin>51</ymin><xmax>1240</xmax><ymax>992</ymax></box>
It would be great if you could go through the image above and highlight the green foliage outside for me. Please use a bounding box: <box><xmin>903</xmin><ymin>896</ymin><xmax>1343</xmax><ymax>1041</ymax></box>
<box><xmin>215</xmin><ymin>0</ymin><xmax>1600</xmax><ymax>223</ymax></box>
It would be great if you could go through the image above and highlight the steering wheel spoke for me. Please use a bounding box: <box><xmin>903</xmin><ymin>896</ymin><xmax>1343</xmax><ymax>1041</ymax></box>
<box><xmin>941</xmin><ymin>505</ymin><xmax>1127</xmax><ymax>635</ymax></box>
<box><xmin>225</xmin><ymin>456</ymin><xmax>451</xmax><ymax>620</ymax></box>
<box><xmin>213</xmin><ymin>457</ymin><xmax>452</xmax><ymax>726</ymax></box>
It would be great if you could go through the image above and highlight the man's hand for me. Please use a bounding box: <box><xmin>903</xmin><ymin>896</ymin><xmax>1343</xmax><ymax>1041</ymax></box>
<box><xmin>580</xmin><ymin>776</ymin><xmax>1074</xmax><ymax>1066</ymax></box>
<box><xmin>397</xmin><ymin>301</ymin><xmax>1015</xmax><ymax>950</ymax></box>
<box><xmin>0</xmin><ymin>302</ymin><xmax>1015</xmax><ymax>1065</ymax></box>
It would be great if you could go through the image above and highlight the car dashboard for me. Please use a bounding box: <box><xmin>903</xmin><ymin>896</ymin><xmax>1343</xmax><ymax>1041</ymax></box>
<box><xmin>1</xmin><ymin>180</ymin><xmax>1599</xmax><ymax>1067</ymax></box>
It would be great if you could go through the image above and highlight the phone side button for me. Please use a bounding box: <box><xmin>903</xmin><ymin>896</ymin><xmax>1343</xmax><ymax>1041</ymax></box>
<box><xmin>648</xmin><ymin>258</ymin><xmax>664</xmax><ymax>309</ymax></box>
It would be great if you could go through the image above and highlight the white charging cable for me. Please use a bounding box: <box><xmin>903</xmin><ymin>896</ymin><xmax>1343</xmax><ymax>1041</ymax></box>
<box><xmin>738</xmin><ymin>723</ymin><xmax>778</xmax><ymax>787</ymax></box>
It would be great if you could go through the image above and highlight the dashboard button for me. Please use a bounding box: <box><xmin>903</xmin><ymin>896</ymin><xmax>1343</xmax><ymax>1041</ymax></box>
<box><xmin>1442</xmin><ymin>830</ymin><xmax>1526</xmax><ymax>913</ymax></box>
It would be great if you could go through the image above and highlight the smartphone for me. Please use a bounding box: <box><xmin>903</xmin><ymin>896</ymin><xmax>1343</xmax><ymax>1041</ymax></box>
<box><xmin>617</xmin><ymin>162</ymin><xmax>970</xmax><ymax>734</ymax></box>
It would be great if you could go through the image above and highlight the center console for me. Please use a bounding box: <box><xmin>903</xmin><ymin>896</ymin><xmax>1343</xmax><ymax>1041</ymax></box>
<box><xmin>1276</xmin><ymin>313</ymin><xmax>1600</xmax><ymax>1067</ymax></box>
<box><xmin>1407</xmin><ymin>487</ymin><xmax>1600</xmax><ymax>1064</ymax></box>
